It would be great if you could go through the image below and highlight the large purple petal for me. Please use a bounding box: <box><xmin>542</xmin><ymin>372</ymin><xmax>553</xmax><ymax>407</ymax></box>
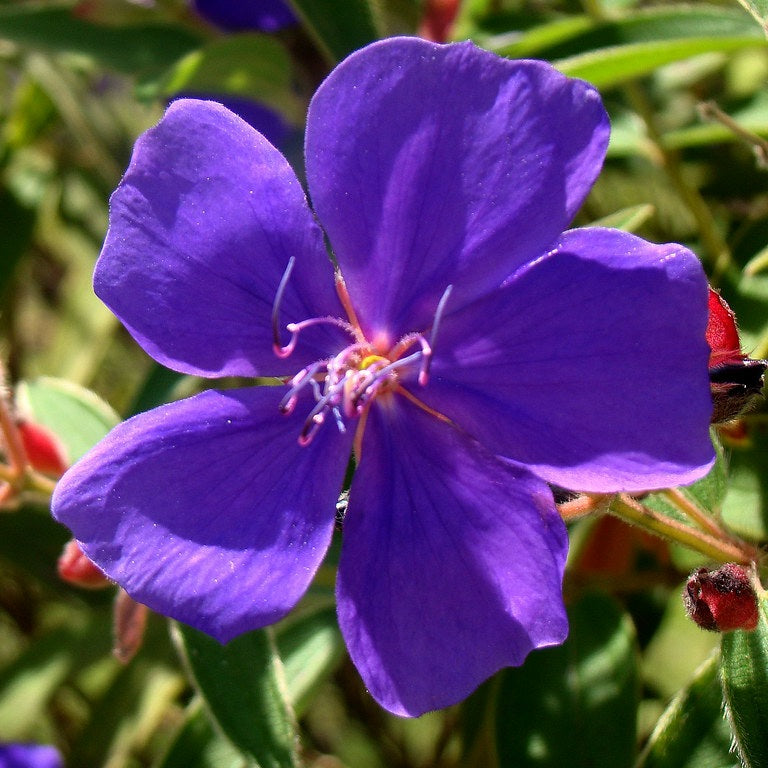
<box><xmin>169</xmin><ymin>93</ymin><xmax>295</xmax><ymax>149</ymax></box>
<box><xmin>52</xmin><ymin>387</ymin><xmax>352</xmax><ymax>643</ymax></box>
<box><xmin>337</xmin><ymin>397</ymin><xmax>568</xmax><ymax>716</ymax></box>
<box><xmin>305</xmin><ymin>38</ymin><xmax>609</xmax><ymax>341</ymax></box>
<box><xmin>421</xmin><ymin>227</ymin><xmax>715</xmax><ymax>492</ymax></box>
<box><xmin>96</xmin><ymin>99</ymin><xmax>346</xmax><ymax>379</ymax></box>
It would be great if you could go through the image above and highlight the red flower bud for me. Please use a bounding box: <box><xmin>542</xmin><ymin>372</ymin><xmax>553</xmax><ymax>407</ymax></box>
<box><xmin>17</xmin><ymin>420</ymin><xmax>68</xmax><ymax>476</ymax></box>
<box><xmin>684</xmin><ymin>563</ymin><xmax>759</xmax><ymax>632</ymax></box>
<box><xmin>706</xmin><ymin>288</ymin><xmax>742</xmax><ymax>367</ymax></box>
<box><xmin>57</xmin><ymin>540</ymin><xmax>110</xmax><ymax>589</ymax></box>
<box><xmin>706</xmin><ymin>288</ymin><xmax>766</xmax><ymax>423</ymax></box>
<box><xmin>419</xmin><ymin>0</ymin><xmax>461</xmax><ymax>42</ymax></box>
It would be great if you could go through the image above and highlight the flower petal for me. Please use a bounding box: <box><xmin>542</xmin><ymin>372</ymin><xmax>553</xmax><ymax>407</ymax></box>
<box><xmin>305</xmin><ymin>38</ymin><xmax>609</xmax><ymax>340</ymax></box>
<box><xmin>52</xmin><ymin>387</ymin><xmax>352</xmax><ymax>643</ymax></box>
<box><xmin>169</xmin><ymin>93</ymin><xmax>294</xmax><ymax>149</ymax></box>
<box><xmin>337</xmin><ymin>397</ymin><xmax>568</xmax><ymax>716</ymax></box>
<box><xmin>96</xmin><ymin>99</ymin><xmax>345</xmax><ymax>378</ymax></box>
<box><xmin>193</xmin><ymin>0</ymin><xmax>296</xmax><ymax>31</ymax></box>
<box><xmin>423</xmin><ymin>227</ymin><xmax>715</xmax><ymax>492</ymax></box>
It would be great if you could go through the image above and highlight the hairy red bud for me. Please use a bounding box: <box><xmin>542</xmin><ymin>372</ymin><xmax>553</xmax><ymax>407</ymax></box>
<box><xmin>706</xmin><ymin>288</ymin><xmax>742</xmax><ymax>367</ymax></box>
<box><xmin>17</xmin><ymin>420</ymin><xmax>68</xmax><ymax>476</ymax></box>
<box><xmin>706</xmin><ymin>288</ymin><xmax>766</xmax><ymax>423</ymax></box>
<box><xmin>419</xmin><ymin>0</ymin><xmax>460</xmax><ymax>42</ymax></box>
<box><xmin>57</xmin><ymin>540</ymin><xmax>110</xmax><ymax>589</ymax></box>
<box><xmin>684</xmin><ymin>563</ymin><xmax>759</xmax><ymax>632</ymax></box>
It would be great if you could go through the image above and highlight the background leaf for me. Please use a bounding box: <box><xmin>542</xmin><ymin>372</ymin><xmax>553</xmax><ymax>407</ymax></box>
<box><xmin>638</xmin><ymin>654</ymin><xmax>736</xmax><ymax>768</ymax></box>
<box><xmin>0</xmin><ymin>5</ymin><xmax>202</xmax><ymax>78</ymax></box>
<box><xmin>287</xmin><ymin>0</ymin><xmax>380</xmax><ymax>62</ymax></box>
<box><xmin>487</xmin><ymin>7</ymin><xmax>765</xmax><ymax>89</ymax></box>
<box><xmin>16</xmin><ymin>376</ymin><xmax>119</xmax><ymax>464</ymax></box>
<box><xmin>159</xmin><ymin>34</ymin><xmax>304</xmax><ymax>123</ymax></box>
<box><xmin>494</xmin><ymin>592</ymin><xmax>639</xmax><ymax>768</ymax></box>
<box><xmin>174</xmin><ymin>624</ymin><xmax>300</xmax><ymax>768</ymax></box>
<box><xmin>721</xmin><ymin>594</ymin><xmax>768</xmax><ymax>768</ymax></box>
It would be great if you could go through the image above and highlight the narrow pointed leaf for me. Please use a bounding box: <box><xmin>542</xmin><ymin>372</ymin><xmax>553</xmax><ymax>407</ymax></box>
<box><xmin>488</xmin><ymin>7</ymin><xmax>764</xmax><ymax>90</ymax></box>
<box><xmin>276</xmin><ymin>605</ymin><xmax>345</xmax><ymax>717</ymax></box>
<box><xmin>287</xmin><ymin>0</ymin><xmax>379</xmax><ymax>62</ymax></box>
<box><xmin>639</xmin><ymin>654</ymin><xmax>736</xmax><ymax>768</ymax></box>
<box><xmin>734</xmin><ymin>0</ymin><xmax>768</xmax><ymax>36</ymax></box>
<box><xmin>159</xmin><ymin>35</ymin><xmax>303</xmax><ymax>124</ymax></box>
<box><xmin>174</xmin><ymin>624</ymin><xmax>300</xmax><ymax>768</ymax></box>
<box><xmin>588</xmin><ymin>203</ymin><xmax>655</xmax><ymax>232</ymax></box>
<box><xmin>16</xmin><ymin>377</ymin><xmax>119</xmax><ymax>464</ymax></box>
<box><xmin>0</xmin><ymin>6</ymin><xmax>201</xmax><ymax>77</ymax></box>
<box><xmin>721</xmin><ymin>595</ymin><xmax>768</xmax><ymax>768</ymax></box>
<box><xmin>153</xmin><ymin>700</ymin><xmax>251</xmax><ymax>768</ymax></box>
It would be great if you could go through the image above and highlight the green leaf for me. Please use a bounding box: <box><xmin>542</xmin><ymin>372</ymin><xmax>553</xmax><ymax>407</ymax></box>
<box><xmin>276</xmin><ymin>604</ymin><xmax>345</xmax><ymax>717</ymax></box>
<box><xmin>721</xmin><ymin>594</ymin><xmax>768</xmax><ymax>768</ymax></box>
<box><xmin>0</xmin><ymin>185</ymin><xmax>36</xmax><ymax>301</ymax></box>
<box><xmin>159</xmin><ymin>35</ymin><xmax>303</xmax><ymax>124</ymax></box>
<box><xmin>69</xmin><ymin>655</ymin><xmax>185</xmax><ymax>768</ymax></box>
<box><xmin>0</xmin><ymin>613</ymin><xmax>117</xmax><ymax>742</ymax></box>
<box><xmin>0</xmin><ymin>5</ymin><xmax>202</xmax><ymax>77</ymax></box>
<box><xmin>16</xmin><ymin>377</ymin><xmax>119</xmax><ymax>464</ymax></box>
<box><xmin>0</xmin><ymin>504</ymin><xmax>72</xmax><ymax>587</ymax></box>
<box><xmin>494</xmin><ymin>592</ymin><xmax>638</xmax><ymax>768</ymax></box>
<box><xmin>174</xmin><ymin>624</ymin><xmax>300</xmax><ymax>768</ymax></box>
<box><xmin>720</xmin><ymin>429</ymin><xmax>768</xmax><ymax>542</ymax></box>
<box><xmin>127</xmin><ymin>364</ymin><xmax>184</xmax><ymax>418</ymax></box>
<box><xmin>154</xmin><ymin>700</ymin><xmax>253</xmax><ymax>768</ymax></box>
<box><xmin>287</xmin><ymin>0</ymin><xmax>379</xmax><ymax>62</ymax></box>
<box><xmin>642</xmin><ymin>430</ymin><xmax>727</xmax><ymax>518</ymax></box>
<box><xmin>734</xmin><ymin>0</ymin><xmax>768</xmax><ymax>36</ymax></box>
<box><xmin>1</xmin><ymin>77</ymin><xmax>56</xmax><ymax>153</ymax></box>
<box><xmin>587</xmin><ymin>202</ymin><xmax>655</xmax><ymax>232</ymax></box>
<box><xmin>481</xmin><ymin>16</ymin><xmax>594</xmax><ymax>58</ymax></box>
<box><xmin>642</xmin><ymin>589</ymin><xmax>719</xmax><ymax>700</ymax></box>
<box><xmin>638</xmin><ymin>654</ymin><xmax>736</xmax><ymax>768</ymax></box>
<box><xmin>373</xmin><ymin>0</ymin><xmax>421</xmax><ymax>37</ymax></box>
<box><xmin>488</xmin><ymin>7</ymin><xmax>765</xmax><ymax>90</ymax></box>
<box><xmin>0</xmin><ymin>626</ymin><xmax>81</xmax><ymax>741</ymax></box>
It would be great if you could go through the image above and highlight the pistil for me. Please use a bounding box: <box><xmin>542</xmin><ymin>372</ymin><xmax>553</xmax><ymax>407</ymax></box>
<box><xmin>271</xmin><ymin>265</ymin><xmax>453</xmax><ymax>445</ymax></box>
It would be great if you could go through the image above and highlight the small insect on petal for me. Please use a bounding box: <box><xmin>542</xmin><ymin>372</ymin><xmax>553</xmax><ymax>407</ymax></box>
<box><xmin>684</xmin><ymin>563</ymin><xmax>759</xmax><ymax>632</ymax></box>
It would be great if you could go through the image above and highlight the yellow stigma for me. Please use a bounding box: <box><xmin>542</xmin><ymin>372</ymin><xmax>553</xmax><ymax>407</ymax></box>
<box><xmin>360</xmin><ymin>354</ymin><xmax>389</xmax><ymax>370</ymax></box>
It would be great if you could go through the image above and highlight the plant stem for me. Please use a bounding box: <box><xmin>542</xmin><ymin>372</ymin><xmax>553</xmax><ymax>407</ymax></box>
<box><xmin>0</xmin><ymin>393</ymin><xmax>27</xmax><ymax>483</ymax></box>
<box><xmin>608</xmin><ymin>493</ymin><xmax>759</xmax><ymax>564</ymax></box>
<box><xmin>659</xmin><ymin>488</ymin><xmax>728</xmax><ymax>539</ymax></box>
<box><xmin>558</xmin><ymin>493</ymin><xmax>611</xmax><ymax>520</ymax></box>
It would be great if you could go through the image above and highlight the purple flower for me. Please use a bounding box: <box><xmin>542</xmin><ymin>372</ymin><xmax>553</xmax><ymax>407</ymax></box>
<box><xmin>52</xmin><ymin>38</ymin><xmax>714</xmax><ymax>716</ymax></box>
<box><xmin>192</xmin><ymin>0</ymin><xmax>296</xmax><ymax>32</ymax></box>
<box><xmin>0</xmin><ymin>745</ymin><xmax>62</xmax><ymax>768</ymax></box>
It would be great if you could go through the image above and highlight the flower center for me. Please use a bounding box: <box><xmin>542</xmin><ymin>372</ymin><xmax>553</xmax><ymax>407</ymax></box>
<box><xmin>271</xmin><ymin>257</ymin><xmax>452</xmax><ymax>446</ymax></box>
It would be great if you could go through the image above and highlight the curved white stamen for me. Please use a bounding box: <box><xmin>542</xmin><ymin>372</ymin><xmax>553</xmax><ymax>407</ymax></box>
<box><xmin>420</xmin><ymin>284</ymin><xmax>453</xmax><ymax>385</ymax></box>
<box><xmin>271</xmin><ymin>256</ymin><xmax>358</xmax><ymax>358</ymax></box>
<box><xmin>279</xmin><ymin>361</ymin><xmax>325</xmax><ymax>413</ymax></box>
<box><xmin>272</xmin><ymin>256</ymin><xmax>295</xmax><ymax>356</ymax></box>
